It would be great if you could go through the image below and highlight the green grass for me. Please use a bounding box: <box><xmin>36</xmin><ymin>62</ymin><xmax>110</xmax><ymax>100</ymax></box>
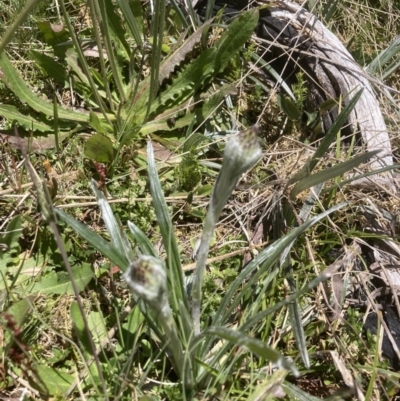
<box><xmin>1</xmin><ymin>0</ymin><xmax>400</xmax><ymax>400</ymax></box>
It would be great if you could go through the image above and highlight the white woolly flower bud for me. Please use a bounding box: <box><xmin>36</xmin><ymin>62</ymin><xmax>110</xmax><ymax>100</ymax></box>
<box><xmin>212</xmin><ymin>126</ymin><xmax>262</xmax><ymax>218</ymax></box>
<box><xmin>124</xmin><ymin>255</ymin><xmax>167</xmax><ymax>304</ymax></box>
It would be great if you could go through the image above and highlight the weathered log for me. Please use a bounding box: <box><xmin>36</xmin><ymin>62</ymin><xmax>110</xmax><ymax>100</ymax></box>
<box><xmin>195</xmin><ymin>0</ymin><xmax>396</xmax><ymax>190</ymax></box>
<box><xmin>265</xmin><ymin>1</ymin><xmax>394</xmax><ymax>174</ymax></box>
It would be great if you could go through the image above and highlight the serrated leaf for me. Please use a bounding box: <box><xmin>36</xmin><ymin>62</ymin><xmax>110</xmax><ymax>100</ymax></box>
<box><xmin>30</xmin><ymin>263</ymin><xmax>93</xmax><ymax>295</ymax></box>
<box><xmin>0</xmin><ymin>53</ymin><xmax>89</xmax><ymax>123</ymax></box>
<box><xmin>84</xmin><ymin>133</ymin><xmax>114</xmax><ymax>162</ymax></box>
<box><xmin>0</xmin><ymin>104</ymin><xmax>53</xmax><ymax>132</ymax></box>
<box><xmin>214</xmin><ymin>8</ymin><xmax>259</xmax><ymax>72</ymax></box>
<box><xmin>149</xmin><ymin>48</ymin><xmax>216</xmax><ymax>115</ymax></box>
<box><xmin>158</xmin><ymin>23</ymin><xmax>209</xmax><ymax>84</ymax></box>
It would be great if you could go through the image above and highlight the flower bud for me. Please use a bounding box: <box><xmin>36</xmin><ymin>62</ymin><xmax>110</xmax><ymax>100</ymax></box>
<box><xmin>124</xmin><ymin>255</ymin><xmax>167</xmax><ymax>303</ymax></box>
<box><xmin>212</xmin><ymin>126</ymin><xmax>262</xmax><ymax>216</ymax></box>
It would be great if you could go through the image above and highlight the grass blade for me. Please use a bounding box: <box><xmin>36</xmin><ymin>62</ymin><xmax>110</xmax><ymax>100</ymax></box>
<box><xmin>202</xmin><ymin>326</ymin><xmax>299</xmax><ymax>377</ymax></box>
<box><xmin>90</xmin><ymin>180</ymin><xmax>135</xmax><ymax>263</ymax></box>
<box><xmin>213</xmin><ymin>202</ymin><xmax>347</xmax><ymax>330</ymax></box>
<box><xmin>0</xmin><ymin>0</ymin><xmax>43</xmax><ymax>54</ymax></box>
<box><xmin>55</xmin><ymin>209</ymin><xmax>129</xmax><ymax>271</ymax></box>
<box><xmin>58</xmin><ymin>0</ymin><xmax>112</xmax><ymax>124</ymax></box>
<box><xmin>147</xmin><ymin>141</ymin><xmax>188</xmax><ymax>310</ymax></box>
<box><xmin>308</xmin><ymin>89</ymin><xmax>363</xmax><ymax>173</ymax></box>
<box><xmin>115</xmin><ymin>0</ymin><xmax>144</xmax><ymax>50</ymax></box>
<box><xmin>127</xmin><ymin>220</ymin><xmax>157</xmax><ymax>257</ymax></box>
<box><xmin>290</xmin><ymin>149</ymin><xmax>381</xmax><ymax>199</ymax></box>
<box><xmin>367</xmin><ymin>35</ymin><xmax>400</xmax><ymax>76</ymax></box>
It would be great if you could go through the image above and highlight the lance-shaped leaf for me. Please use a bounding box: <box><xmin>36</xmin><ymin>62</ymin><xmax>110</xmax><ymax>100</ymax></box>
<box><xmin>0</xmin><ymin>53</ymin><xmax>89</xmax><ymax>123</ymax></box>
<box><xmin>290</xmin><ymin>150</ymin><xmax>381</xmax><ymax>200</ymax></box>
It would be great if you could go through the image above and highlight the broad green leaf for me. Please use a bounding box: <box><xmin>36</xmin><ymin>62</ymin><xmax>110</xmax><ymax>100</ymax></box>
<box><xmin>30</xmin><ymin>50</ymin><xmax>68</xmax><ymax>85</ymax></box>
<box><xmin>0</xmin><ymin>105</ymin><xmax>53</xmax><ymax>132</ymax></box>
<box><xmin>70</xmin><ymin>301</ymin><xmax>86</xmax><ymax>339</ymax></box>
<box><xmin>4</xmin><ymin>297</ymin><xmax>32</xmax><ymax>330</ymax></box>
<box><xmin>84</xmin><ymin>133</ymin><xmax>114</xmax><ymax>163</ymax></box>
<box><xmin>65</xmin><ymin>49</ymin><xmax>90</xmax><ymax>87</ymax></box>
<box><xmin>87</xmin><ymin>310</ymin><xmax>107</xmax><ymax>346</ymax></box>
<box><xmin>290</xmin><ymin>150</ymin><xmax>380</xmax><ymax>199</ymax></box>
<box><xmin>277</xmin><ymin>95</ymin><xmax>302</xmax><ymax>121</ymax></box>
<box><xmin>37</xmin><ymin>21</ymin><xmax>69</xmax><ymax>47</ymax></box>
<box><xmin>30</xmin><ymin>263</ymin><xmax>93</xmax><ymax>295</ymax></box>
<box><xmin>203</xmin><ymin>326</ymin><xmax>299</xmax><ymax>376</ymax></box>
<box><xmin>55</xmin><ymin>209</ymin><xmax>130</xmax><ymax>271</ymax></box>
<box><xmin>89</xmin><ymin>111</ymin><xmax>106</xmax><ymax>134</ymax></box>
<box><xmin>147</xmin><ymin>9</ymin><xmax>257</xmax><ymax>116</ymax></box>
<box><xmin>32</xmin><ymin>364</ymin><xmax>74</xmax><ymax>395</ymax></box>
<box><xmin>122</xmin><ymin>305</ymin><xmax>145</xmax><ymax>335</ymax></box>
<box><xmin>36</xmin><ymin>21</ymin><xmax>70</xmax><ymax>59</ymax></box>
<box><xmin>192</xmin><ymin>84</ymin><xmax>237</xmax><ymax>130</ymax></box>
<box><xmin>304</xmin><ymin>110</ymin><xmax>319</xmax><ymax>127</ymax></box>
<box><xmin>0</xmin><ymin>215</ymin><xmax>22</xmax><ymax>250</ymax></box>
<box><xmin>0</xmin><ymin>52</ymin><xmax>89</xmax><ymax>123</ymax></box>
<box><xmin>319</xmin><ymin>97</ymin><xmax>339</xmax><ymax>114</ymax></box>
<box><xmin>139</xmin><ymin>111</ymin><xmax>196</xmax><ymax>135</ymax></box>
